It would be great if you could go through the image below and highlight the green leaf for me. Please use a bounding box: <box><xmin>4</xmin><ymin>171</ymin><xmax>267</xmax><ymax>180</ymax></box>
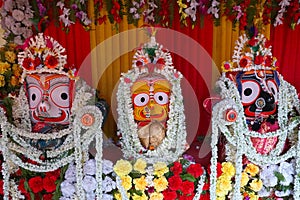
<box><xmin>180</xmin><ymin>173</ymin><xmax>196</xmax><ymax>182</ymax></box>
<box><xmin>274</xmin><ymin>171</ymin><xmax>285</xmax><ymax>182</ymax></box>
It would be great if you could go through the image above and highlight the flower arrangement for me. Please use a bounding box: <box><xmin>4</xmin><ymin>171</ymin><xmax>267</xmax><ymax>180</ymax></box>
<box><xmin>259</xmin><ymin>160</ymin><xmax>295</xmax><ymax>199</ymax></box>
<box><xmin>0</xmin><ymin>43</ymin><xmax>22</xmax><ymax>98</ymax></box>
<box><xmin>113</xmin><ymin>155</ymin><xmax>206</xmax><ymax>200</ymax></box>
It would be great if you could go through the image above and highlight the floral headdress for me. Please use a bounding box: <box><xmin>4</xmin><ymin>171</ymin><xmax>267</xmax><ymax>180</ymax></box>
<box><xmin>221</xmin><ymin>34</ymin><xmax>279</xmax><ymax>73</ymax></box>
<box><xmin>117</xmin><ymin>35</ymin><xmax>187</xmax><ymax>164</ymax></box>
<box><xmin>17</xmin><ymin>33</ymin><xmax>78</xmax><ymax>83</ymax></box>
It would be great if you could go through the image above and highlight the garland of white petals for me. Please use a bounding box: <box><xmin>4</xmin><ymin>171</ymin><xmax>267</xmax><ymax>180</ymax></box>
<box><xmin>210</xmin><ymin>73</ymin><xmax>300</xmax><ymax>200</ymax></box>
<box><xmin>117</xmin><ymin>37</ymin><xmax>187</xmax><ymax>165</ymax></box>
<box><xmin>0</xmin><ymin>79</ymin><xmax>104</xmax><ymax>200</ymax></box>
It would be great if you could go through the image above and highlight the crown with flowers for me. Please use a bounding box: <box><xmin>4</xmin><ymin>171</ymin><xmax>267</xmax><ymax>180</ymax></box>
<box><xmin>17</xmin><ymin>33</ymin><xmax>78</xmax><ymax>83</ymax></box>
<box><xmin>132</xmin><ymin>35</ymin><xmax>174</xmax><ymax>73</ymax></box>
<box><xmin>221</xmin><ymin>34</ymin><xmax>279</xmax><ymax>73</ymax></box>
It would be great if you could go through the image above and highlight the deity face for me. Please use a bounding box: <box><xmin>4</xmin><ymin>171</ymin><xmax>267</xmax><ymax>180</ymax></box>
<box><xmin>25</xmin><ymin>73</ymin><xmax>73</xmax><ymax>125</ymax></box>
<box><xmin>236</xmin><ymin>70</ymin><xmax>280</xmax><ymax>119</ymax></box>
<box><xmin>131</xmin><ymin>74</ymin><xmax>171</xmax><ymax>125</ymax></box>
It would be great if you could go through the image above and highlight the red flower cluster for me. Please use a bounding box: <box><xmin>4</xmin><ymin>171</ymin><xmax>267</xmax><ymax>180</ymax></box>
<box><xmin>22</xmin><ymin>55</ymin><xmax>59</xmax><ymax>70</ymax></box>
<box><xmin>17</xmin><ymin>168</ymin><xmax>61</xmax><ymax>200</ymax></box>
<box><xmin>110</xmin><ymin>1</ymin><xmax>122</xmax><ymax>23</ymax></box>
<box><xmin>162</xmin><ymin>160</ymin><xmax>205</xmax><ymax>199</ymax></box>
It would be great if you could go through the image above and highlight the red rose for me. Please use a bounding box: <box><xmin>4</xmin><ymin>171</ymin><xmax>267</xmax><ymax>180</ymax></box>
<box><xmin>43</xmin><ymin>193</ymin><xmax>53</xmax><ymax>200</ymax></box>
<box><xmin>265</xmin><ymin>55</ymin><xmax>273</xmax><ymax>66</ymax></box>
<box><xmin>28</xmin><ymin>176</ymin><xmax>43</xmax><ymax>193</ymax></box>
<box><xmin>18</xmin><ymin>179</ymin><xmax>27</xmax><ymax>194</ymax></box>
<box><xmin>170</xmin><ymin>161</ymin><xmax>182</xmax><ymax>175</ymax></box>
<box><xmin>45</xmin><ymin>168</ymin><xmax>61</xmax><ymax>179</ymax></box>
<box><xmin>186</xmin><ymin>163</ymin><xmax>203</xmax><ymax>178</ymax></box>
<box><xmin>162</xmin><ymin>189</ymin><xmax>177</xmax><ymax>200</ymax></box>
<box><xmin>45</xmin><ymin>55</ymin><xmax>58</xmax><ymax>68</ymax></box>
<box><xmin>33</xmin><ymin>57</ymin><xmax>42</xmax><ymax>67</ymax></box>
<box><xmin>0</xmin><ymin>180</ymin><xmax>3</xmax><ymax>195</ymax></box>
<box><xmin>254</xmin><ymin>55</ymin><xmax>264</xmax><ymax>65</ymax></box>
<box><xmin>42</xmin><ymin>175</ymin><xmax>57</xmax><ymax>193</ymax></box>
<box><xmin>168</xmin><ymin>175</ymin><xmax>183</xmax><ymax>191</ymax></box>
<box><xmin>181</xmin><ymin>181</ymin><xmax>194</xmax><ymax>195</ymax></box>
<box><xmin>239</xmin><ymin>57</ymin><xmax>249</xmax><ymax>68</ymax></box>
<box><xmin>200</xmin><ymin>192</ymin><xmax>210</xmax><ymax>200</ymax></box>
<box><xmin>22</xmin><ymin>57</ymin><xmax>33</xmax><ymax>70</ymax></box>
<box><xmin>248</xmin><ymin>38</ymin><xmax>258</xmax><ymax>46</ymax></box>
<box><xmin>179</xmin><ymin>194</ymin><xmax>194</xmax><ymax>200</ymax></box>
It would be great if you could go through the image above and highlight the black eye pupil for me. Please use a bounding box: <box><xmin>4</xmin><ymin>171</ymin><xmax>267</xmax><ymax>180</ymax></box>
<box><xmin>32</xmin><ymin>93</ymin><xmax>36</xmax><ymax>101</ymax></box>
<box><xmin>244</xmin><ymin>88</ymin><xmax>252</xmax><ymax>96</ymax></box>
<box><xmin>61</xmin><ymin>93</ymin><xmax>68</xmax><ymax>100</ymax></box>
<box><xmin>141</xmin><ymin>97</ymin><xmax>145</xmax><ymax>102</ymax></box>
<box><xmin>271</xmin><ymin>87</ymin><xmax>276</xmax><ymax>95</ymax></box>
<box><xmin>158</xmin><ymin>96</ymin><xmax>163</xmax><ymax>101</ymax></box>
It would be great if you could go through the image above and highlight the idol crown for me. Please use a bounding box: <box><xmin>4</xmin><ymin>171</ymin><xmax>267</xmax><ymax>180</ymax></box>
<box><xmin>221</xmin><ymin>34</ymin><xmax>278</xmax><ymax>73</ymax></box>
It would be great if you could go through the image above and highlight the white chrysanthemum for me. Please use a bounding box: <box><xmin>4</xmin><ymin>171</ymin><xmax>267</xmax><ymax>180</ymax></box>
<box><xmin>64</xmin><ymin>162</ymin><xmax>76</xmax><ymax>182</ymax></box>
<box><xmin>82</xmin><ymin>175</ymin><xmax>97</xmax><ymax>192</ymax></box>
<box><xmin>258</xmin><ymin>186</ymin><xmax>271</xmax><ymax>197</ymax></box>
<box><xmin>260</xmin><ymin>165</ymin><xmax>278</xmax><ymax>187</ymax></box>
<box><xmin>83</xmin><ymin>159</ymin><xmax>96</xmax><ymax>176</ymax></box>
<box><xmin>102</xmin><ymin>159</ymin><xmax>114</xmax><ymax>175</ymax></box>
<box><xmin>102</xmin><ymin>176</ymin><xmax>116</xmax><ymax>193</ymax></box>
<box><xmin>275</xmin><ymin>189</ymin><xmax>291</xmax><ymax>197</ymax></box>
<box><xmin>102</xmin><ymin>194</ymin><xmax>114</xmax><ymax>200</ymax></box>
<box><xmin>60</xmin><ymin>181</ymin><xmax>76</xmax><ymax>197</ymax></box>
<box><xmin>278</xmin><ymin>161</ymin><xmax>295</xmax><ymax>175</ymax></box>
<box><xmin>86</xmin><ymin>192</ymin><xmax>95</xmax><ymax>200</ymax></box>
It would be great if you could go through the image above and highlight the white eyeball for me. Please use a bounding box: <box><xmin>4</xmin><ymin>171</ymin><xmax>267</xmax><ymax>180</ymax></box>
<box><xmin>50</xmin><ymin>85</ymin><xmax>70</xmax><ymax>108</ymax></box>
<box><xmin>27</xmin><ymin>86</ymin><xmax>42</xmax><ymax>109</ymax></box>
<box><xmin>134</xmin><ymin>93</ymin><xmax>149</xmax><ymax>107</ymax></box>
<box><xmin>154</xmin><ymin>92</ymin><xmax>169</xmax><ymax>105</ymax></box>
<box><xmin>241</xmin><ymin>81</ymin><xmax>260</xmax><ymax>105</ymax></box>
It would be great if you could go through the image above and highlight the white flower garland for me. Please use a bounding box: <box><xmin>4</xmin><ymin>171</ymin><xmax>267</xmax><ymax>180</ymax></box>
<box><xmin>0</xmin><ymin>79</ymin><xmax>104</xmax><ymax>199</ymax></box>
<box><xmin>117</xmin><ymin>37</ymin><xmax>187</xmax><ymax>164</ymax></box>
<box><xmin>210</xmin><ymin>73</ymin><xmax>300</xmax><ymax>200</ymax></box>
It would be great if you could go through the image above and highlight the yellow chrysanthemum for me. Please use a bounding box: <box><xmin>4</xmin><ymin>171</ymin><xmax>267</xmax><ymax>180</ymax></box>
<box><xmin>153</xmin><ymin>176</ymin><xmax>168</xmax><ymax>192</ymax></box>
<box><xmin>153</xmin><ymin>162</ymin><xmax>169</xmax><ymax>177</ymax></box>
<box><xmin>131</xmin><ymin>192</ymin><xmax>148</xmax><ymax>200</ymax></box>
<box><xmin>216</xmin><ymin>185</ymin><xmax>228</xmax><ymax>198</ymax></box>
<box><xmin>245</xmin><ymin>163</ymin><xmax>260</xmax><ymax>177</ymax></box>
<box><xmin>222</xmin><ymin>162</ymin><xmax>235</xmax><ymax>177</ymax></box>
<box><xmin>216</xmin><ymin>176</ymin><xmax>232</xmax><ymax>194</ymax></box>
<box><xmin>133</xmin><ymin>175</ymin><xmax>147</xmax><ymax>191</ymax></box>
<box><xmin>134</xmin><ymin>158</ymin><xmax>147</xmax><ymax>174</ymax></box>
<box><xmin>114</xmin><ymin>192</ymin><xmax>122</xmax><ymax>200</ymax></box>
<box><xmin>149</xmin><ymin>192</ymin><xmax>164</xmax><ymax>200</ymax></box>
<box><xmin>114</xmin><ymin>159</ymin><xmax>133</xmax><ymax>176</ymax></box>
<box><xmin>249</xmin><ymin>179</ymin><xmax>263</xmax><ymax>192</ymax></box>
<box><xmin>0</xmin><ymin>75</ymin><xmax>5</xmax><ymax>87</ymax></box>
<box><xmin>5</xmin><ymin>51</ymin><xmax>16</xmax><ymax>63</ymax></box>
<box><xmin>248</xmin><ymin>192</ymin><xmax>259</xmax><ymax>200</ymax></box>
<box><xmin>240</xmin><ymin>172</ymin><xmax>250</xmax><ymax>187</ymax></box>
<box><xmin>121</xmin><ymin>175</ymin><xmax>132</xmax><ymax>191</ymax></box>
<box><xmin>0</xmin><ymin>62</ymin><xmax>10</xmax><ymax>74</ymax></box>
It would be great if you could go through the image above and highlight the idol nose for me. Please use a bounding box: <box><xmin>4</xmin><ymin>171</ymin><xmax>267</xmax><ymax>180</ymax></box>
<box><xmin>38</xmin><ymin>100</ymin><xmax>50</xmax><ymax>113</ymax></box>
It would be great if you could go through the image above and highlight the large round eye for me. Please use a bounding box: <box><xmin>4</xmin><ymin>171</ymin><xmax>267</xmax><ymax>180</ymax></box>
<box><xmin>27</xmin><ymin>86</ymin><xmax>42</xmax><ymax>109</ymax></box>
<box><xmin>241</xmin><ymin>81</ymin><xmax>260</xmax><ymax>105</ymax></box>
<box><xmin>267</xmin><ymin>80</ymin><xmax>278</xmax><ymax>102</ymax></box>
<box><xmin>154</xmin><ymin>92</ymin><xmax>169</xmax><ymax>105</ymax></box>
<box><xmin>133</xmin><ymin>93</ymin><xmax>149</xmax><ymax>107</ymax></box>
<box><xmin>50</xmin><ymin>85</ymin><xmax>70</xmax><ymax>108</ymax></box>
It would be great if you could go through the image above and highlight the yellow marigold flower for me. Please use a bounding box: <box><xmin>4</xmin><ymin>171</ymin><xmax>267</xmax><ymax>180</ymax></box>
<box><xmin>121</xmin><ymin>175</ymin><xmax>132</xmax><ymax>191</ymax></box>
<box><xmin>0</xmin><ymin>62</ymin><xmax>10</xmax><ymax>74</ymax></box>
<box><xmin>222</xmin><ymin>162</ymin><xmax>235</xmax><ymax>177</ymax></box>
<box><xmin>153</xmin><ymin>176</ymin><xmax>168</xmax><ymax>192</ymax></box>
<box><xmin>149</xmin><ymin>192</ymin><xmax>164</xmax><ymax>200</ymax></box>
<box><xmin>131</xmin><ymin>192</ymin><xmax>147</xmax><ymax>200</ymax></box>
<box><xmin>12</xmin><ymin>64</ymin><xmax>22</xmax><ymax>77</ymax></box>
<box><xmin>245</xmin><ymin>163</ymin><xmax>260</xmax><ymax>176</ymax></box>
<box><xmin>0</xmin><ymin>75</ymin><xmax>5</xmax><ymax>87</ymax></box>
<box><xmin>134</xmin><ymin>158</ymin><xmax>147</xmax><ymax>174</ymax></box>
<box><xmin>240</xmin><ymin>172</ymin><xmax>249</xmax><ymax>187</ymax></box>
<box><xmin>10</xmin><ymin>76</ymin><xmax>19</xmax><ymax>87</ymax></box>
<box><xmin>5</xmin><ymin>51</ymin><xmax>16</xmax><ymax>63</ymax></box>
<box><xmin>217</xmin><ymin>176</ymin><xmax>232</xmax><ymax>194</ymax></box>
<box><xmin>249</xmin><ymin>179</ymin><xmax>263</xmax><ymax>192</ymax></box>
<box><xmin>114</xmin><ymin>159</ymin><xmax>132</xmax><ymax>176</ymax></box>
<box><xmin>133</xmin><ymin>175</ymin><xmax>147</xmax><ymax>191</ymax></box>
<box><xmin>216</xmin><ymin>185</ymin><xmax>228</xmax><ymax>198</ymax></box>
<box><xmin>153</xmin><ymin>162</ymin><xmax>169</xmax><ymax>177</ymax></box>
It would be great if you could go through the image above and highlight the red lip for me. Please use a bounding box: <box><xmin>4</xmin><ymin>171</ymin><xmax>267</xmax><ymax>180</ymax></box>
<box><xmin>32</xmin><ymin>110</ymin><xmax>68</xmax><ymax>123</ymax></box>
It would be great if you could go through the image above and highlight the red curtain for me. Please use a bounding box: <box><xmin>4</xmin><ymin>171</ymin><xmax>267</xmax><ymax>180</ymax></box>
<box><xmin>270</xmin><ymin>24</ymin><xmax>300</xmax><ymax>92</ymax></box>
